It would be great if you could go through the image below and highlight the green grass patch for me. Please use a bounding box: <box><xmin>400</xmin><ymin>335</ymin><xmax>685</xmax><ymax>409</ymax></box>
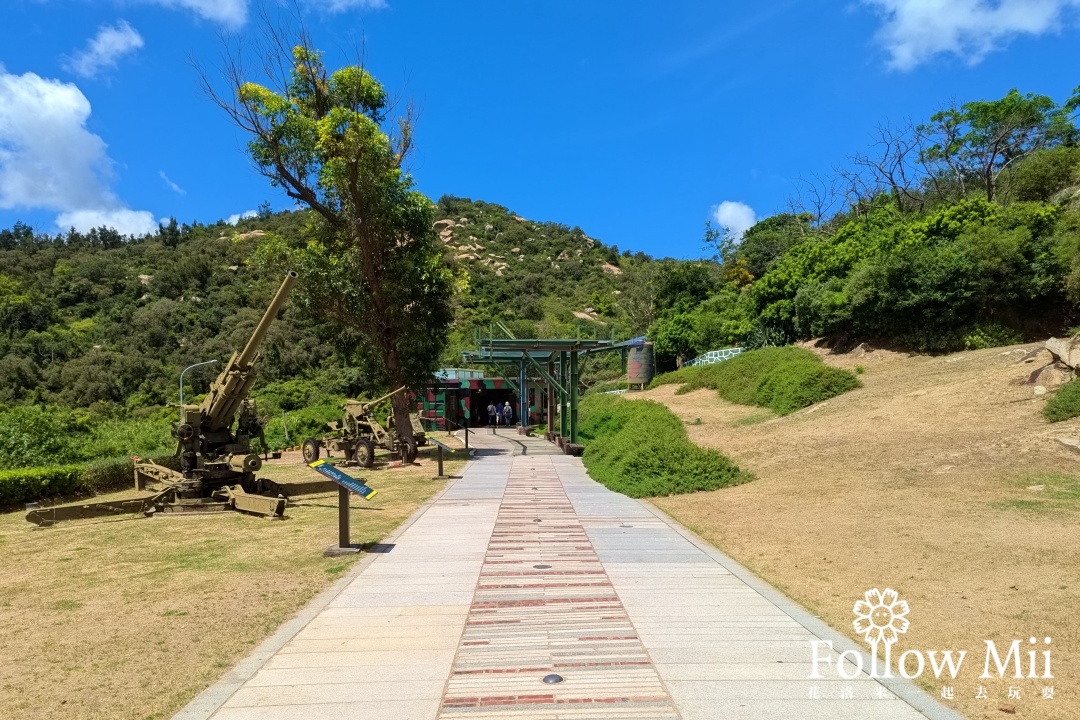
<box><xmin>1044</xmin><ymin>379</ymin><xmax>1080</xmax><ymax>422</ymax></box>
<box><xmin>733</xmin><ymin>410</ymin><xmax>775</xmax><ymax>426</ymax></box>
<box><xmin>578</xmin><ymin>394</ymin><xmax>751</xmax><ymax>498</ymax></box>
<box><xmin>649</xmin><ymin>346</ymin><xmax>860</xmax><ymax>415</ymax></box>
<box><xmin>991</xmin><ymin>473</ymin><xmax>1080</xmax><ymax>514</ymax></box>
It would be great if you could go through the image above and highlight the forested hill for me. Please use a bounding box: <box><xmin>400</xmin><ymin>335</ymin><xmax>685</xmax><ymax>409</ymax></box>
<box><xmin>0</xmin><ymin>198</ymin><xmax>662</xmax><ymax>416</ymax></box>
<box><xmin>4</xmin><ymin>83</ymin><xmax>1080</xmax><ymax>425</ymax></box>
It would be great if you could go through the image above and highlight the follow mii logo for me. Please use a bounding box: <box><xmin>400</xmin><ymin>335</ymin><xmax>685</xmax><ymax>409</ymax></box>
<box><xmin>809</xmin><ymin>588</ymin><xmax>1054</xmax><ymax>700</ymax></box>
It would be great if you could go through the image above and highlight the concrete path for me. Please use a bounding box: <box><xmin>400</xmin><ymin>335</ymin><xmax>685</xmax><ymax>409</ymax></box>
<box><xmin>177</xmin><ymin>430</ymin><xmax>960</xmax><ymax>720</ymax></box>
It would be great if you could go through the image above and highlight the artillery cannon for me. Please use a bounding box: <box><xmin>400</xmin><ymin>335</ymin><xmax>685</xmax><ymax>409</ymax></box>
<box><xmin>26</xmin><ymin>272</ymin><xmax>300</xmax><ymax>527</ymax></box>
<box><xmin>302</xmin><ymin>386</ymin><xmax>421</xmax><ymax>467</ymax></box>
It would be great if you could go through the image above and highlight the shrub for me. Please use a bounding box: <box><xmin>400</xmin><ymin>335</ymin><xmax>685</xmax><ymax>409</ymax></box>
<box><xmin>578</xmin><ymin>394</ymin><xmax>750</xmax><ymax>498</ymax></box>
<box><xmin>0</xmin><ymin>452</ymin><xmax>181</xmax><ymax>507</ymax></box>
<box><xmin>263</xmin><ymin>402</ymin><xmax>342</xmax><ymax>449</ymax></box>
<box><xmin>1044</xmin><ymin>379</ymin><xmax>1080</xmax><ymax>422</ymax></box>
<box><xmin>751</xmin><ymin>359</ymin><xmax>860</xmax><ymax>415</ymax></box>
<box><xmin>0</xmin><ymin>406</ymin><xmax>79</xmax><ymax>469</ymax></box>
<box><xmin>0</xmin><ymin>465</ymin><xmax>85</xmax><ymax>506</ymax></box>
<box><xmin>648</xmin><ymin>365</ymin><xmax>701</xmax><ymax>390</ymax></box>
<box><xmin>963</xmin><ymin>323</ymin><xmax>1024</xmax><ymax>350</ymax></box>
<box><xmin>648</xmin><ymin>347</ymin><xmax>860</xmax><ymax>415</ymax></box>
<box><xmin>584</xmin><ymin>379</ymin><xmax>625</xmax><ymax>395</ymax></box>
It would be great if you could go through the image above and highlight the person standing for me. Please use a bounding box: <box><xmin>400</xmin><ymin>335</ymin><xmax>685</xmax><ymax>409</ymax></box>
<box><xmin>502</xmin><ymin>401</ymin><xmax>513</xmax><ymax>428</ymax></box>
<box><xmin>487</xmin><ymin>402</ymin><xmax>497</xmax><ymax>427</ymax></box>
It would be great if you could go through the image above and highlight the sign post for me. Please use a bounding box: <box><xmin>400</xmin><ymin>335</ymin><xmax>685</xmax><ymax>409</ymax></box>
<box><xmin>308</xmin><ymin>459</ymin><xmax>378</xmax><ymax>556</ymax></box>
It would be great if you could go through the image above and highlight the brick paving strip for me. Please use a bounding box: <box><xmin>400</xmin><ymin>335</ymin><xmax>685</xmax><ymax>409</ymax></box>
<box><xmin>176</xmin><ymin>431</ymin><xmax>963</xmax><ymax>720</ymax></box>
<box><xmin>437</xmin><ymin>456</ymin><xmax>679</xmax><ymax>719</ymax></box>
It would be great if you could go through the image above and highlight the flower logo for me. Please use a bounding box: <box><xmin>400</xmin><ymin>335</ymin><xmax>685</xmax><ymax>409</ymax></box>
<box><xmin>853</xmin><ymin>588</ymin><xmax>910</xmax><ymax>647</ymax></box>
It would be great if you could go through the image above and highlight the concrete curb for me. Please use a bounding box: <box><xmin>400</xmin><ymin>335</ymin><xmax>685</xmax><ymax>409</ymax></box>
<box><xmin>171</xmin><ymin>461</ymin><xmax>474</xmax><ymax>720</ymax></box>
<box><xmin>637</xmin><ymin>500</ymin><xmax>968</xmax><ymax>720</ymax></box>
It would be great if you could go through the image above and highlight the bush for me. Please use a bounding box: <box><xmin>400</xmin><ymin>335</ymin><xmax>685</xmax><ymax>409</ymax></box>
<box><xmin>578</xmin><ymin>394</ymin><xmax>750</xmax><ymax>498</ymax></box>
<box><xmin>963</xmin><ymin>323</ymin><xmax>1024</xmax><ymax>350</ymax></box>
<box><xmin>1044</xmin><ymin>379</ymin><xmax>1080</xmax><ymax>422</ymax></box>
<box><xmin>584</xmin><ymin>379</ymin><xmax>625</xmax><ymax>395</ymax></box>
<box><xmin>0</xmin><ymin>406</ymin><xmax>80</xmax><ymax>469</ymax></box>
<box><xmin>0</xmin><ymin>452</ymin><xmax>182</xmax><ymax>507</ymax></box>
<box><xmin>264</xmin><ymin>402</ymin><xmax>342</xmax><ymax>449</ymax></box>
<box><xmin>0</xmin><ymin>465</ymin><xmax>85</xmax><ymax>506</ymax></box>
<box><xmin>649</xmin><ymin>346</ymin><xmax>860</xmax><ymax>415</ymax></box>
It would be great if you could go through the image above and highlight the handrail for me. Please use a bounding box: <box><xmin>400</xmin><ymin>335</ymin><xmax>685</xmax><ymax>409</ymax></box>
<box><xmin>440</xmin><ymin>417</ymin><xmax>470</xmax><ymax>450</ymax></box>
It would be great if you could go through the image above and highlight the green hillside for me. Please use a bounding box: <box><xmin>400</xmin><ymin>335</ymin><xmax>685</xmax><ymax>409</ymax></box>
<box><xmin>3</xmin><ymin>83</ymin><xmax>1080</xmax><ymax>473</ymax></box>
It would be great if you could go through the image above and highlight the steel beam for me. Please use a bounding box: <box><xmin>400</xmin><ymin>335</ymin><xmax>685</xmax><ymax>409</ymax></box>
<box><xmin>519</xmin><ymin>359</ymin><xmax>528</xmax><ymax>428</ymax></box>
<box><xmin>570</xmin><ymin>351</ymin><xmax>580</xmax><ymax>443</ymax></box>
<box><xmin>547</xmin><ymin>358</ymin><xmax>556</xmax><ymax>434</ymax></box>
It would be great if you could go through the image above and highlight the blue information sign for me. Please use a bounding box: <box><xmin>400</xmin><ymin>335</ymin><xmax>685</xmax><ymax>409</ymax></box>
<box><xmin>308</xmin><ymin>460</ymin><xmax>378</xmax><ymax>500</ymax></box>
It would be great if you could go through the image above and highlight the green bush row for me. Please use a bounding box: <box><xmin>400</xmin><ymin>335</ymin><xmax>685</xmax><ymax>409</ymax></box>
<box><xmin>0</xmin><ymin>465</ymin><xmax>85</xmax><ymax>506</ymax></box>
<box><xmin>0</xmin><ymin>453</ymin><xmax>179</xmax><ymax>508</ymax></box>
<box><xmin>649</xmin><ymin>346</ymin><xmax>860</xmax><ymax>415</ymax></box>
<box><xmin>577</xmin><ymin>394</ymin><xmax>751</xmax><ymax>498</ymax></box>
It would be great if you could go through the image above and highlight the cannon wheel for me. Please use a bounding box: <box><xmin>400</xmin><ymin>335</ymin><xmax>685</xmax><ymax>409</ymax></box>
<box><xmin>401</xmin><ymin>436</ymin><xmax>418</xmax><ymax>464</ymax></box>
<box><xmin>301</xmin><ymin>438</ymin><xmax>320</xmax><ymax>464</ymax></box>
<box><xmin>354</xmin><ymin>438</ymin><xmax>375</xmax><ymax>468</ymax></box>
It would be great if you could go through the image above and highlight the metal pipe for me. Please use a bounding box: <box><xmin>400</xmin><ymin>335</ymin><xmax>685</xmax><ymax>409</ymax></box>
<box><xmin>519</xmin><ymin>359</ymin><xmax>528</xmax><ymax>429</ymax></box>
<box><xmin>570</xmin><ymin>351</ymin><xmax>579</xmax><ymax>444</ymax></box>
<box><xmin>560</xmin><ymin>352</ymin><xmax>569</xmax><ymax>438</ymax></box>
<box><xmin>547</xmin><ymin>359</ymin><xmax>556</xmax><ymax>435</ymax></box>
<box><xmin>179</xmin><ymin>359</ymin><xmax>218</xmax><ymax>406</ymax></box>
<box><xmin>338</xmin><ymin>486</ymin><xmax>350</xmax><ymax>548</ymax></box>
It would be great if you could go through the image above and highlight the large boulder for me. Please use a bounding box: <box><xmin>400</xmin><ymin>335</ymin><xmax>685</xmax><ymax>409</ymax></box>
<box><xmin>1045</xmin><ymin>337</ymin><xmax>1080</xmax><ymax>369</ymax></box>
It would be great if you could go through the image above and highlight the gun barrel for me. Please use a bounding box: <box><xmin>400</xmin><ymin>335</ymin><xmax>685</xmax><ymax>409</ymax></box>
<box><xmin>366</xmin><ymin>385</ymin><xmax>407</xmax><ymax>408</ymax></box>
<box><xmin>237</xmin><ymin>271</ymin><xmax>298</xmax><ymax>368</ymax></box>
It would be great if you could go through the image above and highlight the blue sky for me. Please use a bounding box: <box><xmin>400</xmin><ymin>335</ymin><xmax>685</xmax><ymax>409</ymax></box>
<box><xmin>1</xmin><ymin>1</ymin><xmax>1078</xmax><ymax>259</ymax></box>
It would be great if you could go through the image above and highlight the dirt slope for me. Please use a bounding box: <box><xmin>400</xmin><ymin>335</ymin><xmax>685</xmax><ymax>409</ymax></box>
<box><xmin>642</xmin><ymin>343</ymin><xmax>1080</xmax><ymax>720</ymax></box>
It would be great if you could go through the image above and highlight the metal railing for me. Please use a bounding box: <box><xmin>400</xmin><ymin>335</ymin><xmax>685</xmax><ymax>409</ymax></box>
<box><xmin>685</xmin><ymin>347</ymin><xmax>745</xmax><ymax>367</ymax></box>
<box><xmin>440</xmin><ymin>417</ymin><xmax>470</xmax><ymax>450</ymax></box>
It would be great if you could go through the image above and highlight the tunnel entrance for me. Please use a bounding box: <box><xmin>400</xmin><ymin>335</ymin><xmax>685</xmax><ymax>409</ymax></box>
<box><xmin>473</xmin><ymin>388</ymin><xmax>518</xmax><ymax>427</ymax></box>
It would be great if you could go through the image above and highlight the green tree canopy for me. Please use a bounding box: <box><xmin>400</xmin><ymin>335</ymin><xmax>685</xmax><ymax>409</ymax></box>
<box><xmin>211</xmin><ymin>38</ymin><xmax>454</xmax><ymax>437</ymax></box>
<box><xmin>920</xmin><ymin>88</ymin><xmax>1076</xmax><ymax>202</ymax></box>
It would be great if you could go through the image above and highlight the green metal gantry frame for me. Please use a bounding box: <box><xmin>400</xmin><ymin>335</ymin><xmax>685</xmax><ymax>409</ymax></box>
<box><xmin>462</xmin><ymin>337</ymin><xmax>635</xmax><ymax>444</ymax></box>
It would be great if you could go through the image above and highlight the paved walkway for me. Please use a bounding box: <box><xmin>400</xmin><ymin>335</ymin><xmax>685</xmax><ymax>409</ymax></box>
<box><xmin>177</xmin><ymin>431</ymin><xmax>959</xmax><ymax>720</ymax></box>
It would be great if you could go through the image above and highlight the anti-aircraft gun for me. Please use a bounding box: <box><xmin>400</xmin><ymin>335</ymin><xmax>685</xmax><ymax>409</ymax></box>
<box><xmin>301</xmin><ymin>386</ymin><xmax>420</xmax><ymax>468</ymax></box>
<box><xmin>26</xmin><ymin>272</ymin><xmax>299</xmax><ymax>526</ymax></box>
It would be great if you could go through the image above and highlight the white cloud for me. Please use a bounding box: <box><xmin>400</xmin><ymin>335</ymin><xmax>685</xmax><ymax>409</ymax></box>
<box><xmin>56</xmin><ymin>208</ymin><xmax>157</xmax><ymax>236</ymax></box>
<box><xmin>711</xmin><ymin>200</ymin><xmax>757</xmax><ymax>240</ymax></box>
<box><xmin>227</xmin><ymin>209</ymin><xmax>257</xmax><ymax>224</ymax></box>
<box><xmin>143</xmin><ymin>0</ymin><xmax>250</xmax><ymax>27</ymax></box>
<box><xmin>0</xmin><ymin>67</ymin><xmax>155</xmax><ymax>235</ymax></box>
<box><xmin>322</xmin><ymin>0</ymin><xmax>388</xmax><ymax>11</ymax></box>
<box><xmin>159</xmin><ymin>170</ymin><xmax>186</xmax><ymax>195</ymax></box>
<box><xmin>861</xmin><ymin>0</ymin><xmax>1080</xmax><ymax>70</ymax></box>
<box><xmin>64</xmin><ymin>21</ymin><xmax>144</xmax><ymax>79</ymax></box>
<box><xmin>141</xmin><ymin>0</ymin><xmax>385</xmax><ymax>26</ymax></box>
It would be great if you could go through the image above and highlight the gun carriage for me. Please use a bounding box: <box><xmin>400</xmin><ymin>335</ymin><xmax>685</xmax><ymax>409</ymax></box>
<box><xmin>301</xmin><ymin>386</ymin><xmax>422</xmax><ymax>467</ymax></box>
<box><xmin>26</xmin><ymin>272</ymin><xmax>301</xmax><ymax>526</ymax></box>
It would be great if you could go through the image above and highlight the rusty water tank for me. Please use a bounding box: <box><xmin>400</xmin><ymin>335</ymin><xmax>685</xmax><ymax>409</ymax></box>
<box><xmin>627</xmin><ymin>342</ymin><xmax>655</xmax><ymax>387</ymax></box>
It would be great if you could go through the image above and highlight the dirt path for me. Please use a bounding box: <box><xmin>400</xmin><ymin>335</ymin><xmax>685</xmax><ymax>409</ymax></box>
<box><xmin>642</xmin><ymin>343</ymin><xmax>1080</xmax><ymax>720</ymax></box>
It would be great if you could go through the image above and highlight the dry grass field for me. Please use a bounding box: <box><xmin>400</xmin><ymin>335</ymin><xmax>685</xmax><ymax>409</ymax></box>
<box><xmin>0</xmin><ymin>450</ymin><xmax>462</xmax><ymax>720</ymax></box>
<box><xmin>643</xmin><ymin>343</ymin><xmax>1080</xmax><ymax>720</ymax></box>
